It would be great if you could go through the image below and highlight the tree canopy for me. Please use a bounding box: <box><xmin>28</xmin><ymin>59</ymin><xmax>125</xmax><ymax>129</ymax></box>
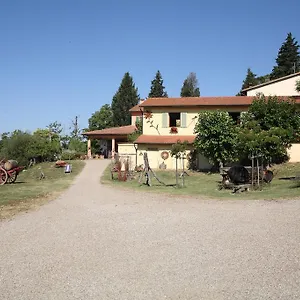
<box><xmin>148</xmin><ymin>70</ymin><xmax>168</xmax><ymax>98</ymax></box>
<box><xmin>194</xmin><ymin>111</ymin><xmax>239</xmax><ymax>166</ymax></box>
<box><xmin>112</xmin><ymin>72</ymin><xmax>140</xmax><ymax>126</ymax></box>
<box><xmin>180</xmin><ymin>72</ymin><xmax>200</xmax><ymax>97</ymax></box>
<box><xmin>239</xmin><ymin>94</ymin><xmax>300</xmax><ymax>164</ymax></box>
<box><xmin>270</xmin><ymin>32</ymin><xmax>300</xmax><ymax>80</ymax></box>
<box><xmin>88</xmin><ymin>104</ymin><xmax>113</xmax><ymax>131</ymax></box>
<box><xmin>241</xmin><ymin>68</ymin><xmax>259</xmax><ymax>90</ymax></box>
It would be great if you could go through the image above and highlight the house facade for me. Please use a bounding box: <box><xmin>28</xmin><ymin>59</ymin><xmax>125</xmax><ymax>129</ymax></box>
<box><xmin>119</xmin><ymin>97</ymin><xmax>256</xmax><ymax>170</ymax></box>
<box><xmin>242</xmin><ymin>72</ymin><xmax>300</xmax><ymax>96</ymax></box>
<box><xmin>117</xmin><ymin>95</ymin><xmax>300</xmax><ymax>170</ymax></box>
<box><xmin>83</xmin><ymin>104</ymin><xmax>143</xmax><ymax>158</ymax></box>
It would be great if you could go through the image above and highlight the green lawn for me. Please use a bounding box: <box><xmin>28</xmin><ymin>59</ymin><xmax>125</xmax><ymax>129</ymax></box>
<box><xmin>101</xmin><ymin>162</ymin><xmax>300</xmax><ymax>200</ymax></box>
<box><xmin>0</xmin><ymin>160</ymin><xmax>85</xmax><ymax>219</ymax></box>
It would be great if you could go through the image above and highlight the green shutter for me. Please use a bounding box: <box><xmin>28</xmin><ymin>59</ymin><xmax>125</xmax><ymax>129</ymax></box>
<box><xmin>180</xmin><ymin>112</ymin><xmax>187</xmax><ymax>128</ymax></box>
<box><xmin>162</xmin><ymin>113</ymin><xmax>168</xmax><ymax>128</ymax></box>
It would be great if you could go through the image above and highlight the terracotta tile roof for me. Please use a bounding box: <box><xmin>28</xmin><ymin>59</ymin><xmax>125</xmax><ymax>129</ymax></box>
<box><xmin>139</xmin><ymin>96</ymin><xmax>256</xmax><ymax>107</ymax></box>
<box><xmin>139</xmin><ymin>96</ymin><xmax>300</xmax><ymax>107</ymax></box>
<box><xmin>134</xmin><ymin>135</ymin><xmax>195</xmax><ymax>144</ymax></box>
<box><xmin>83</xmin><ymin>125</ymin><xmax>136</xmax><ymax>136</ymax></box>
<box><xmin>129</xmin><ymin>104</ymin><xmax>144</xmax><ymax>112</ymax></box>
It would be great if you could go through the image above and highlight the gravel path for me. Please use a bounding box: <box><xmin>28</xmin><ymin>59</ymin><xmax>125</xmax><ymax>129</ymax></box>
<box><xmin>1</xmin><ymin>160</ymin><xmax>300</xmax><ymax>300</ymax></box>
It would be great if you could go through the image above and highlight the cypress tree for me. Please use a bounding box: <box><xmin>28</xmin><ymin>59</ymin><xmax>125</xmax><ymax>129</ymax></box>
<box><xmin>241</xmin><ymin>68</ymin><xmax>259</xmax><ymax>90</ymax></box>
<box><xmin>270</xmin><ymin>32</ymin><xmax>300</xmax><ymax>80</ymax></box>
<box><xmin>148</xmin><ymin>70</ymin><xmax>168</xmax><ymax>98</ymax></box>
<box><xmin>111</xmin><ymin>72</ymin><xmax>140</xmax><ymax>126</ymax></box>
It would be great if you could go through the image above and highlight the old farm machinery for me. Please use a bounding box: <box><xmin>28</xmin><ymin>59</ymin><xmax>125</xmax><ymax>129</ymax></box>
<box><xmin>0</xmin><ymin>159</ymin><xmax>24</xmax><ymax>185</ymax></box>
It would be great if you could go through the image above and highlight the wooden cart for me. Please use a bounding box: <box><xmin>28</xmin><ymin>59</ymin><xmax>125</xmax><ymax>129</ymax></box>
<box><xmin>0</xmin><ymin>160</ymin><xmax>24</xmax><ymax>185</ymax></box>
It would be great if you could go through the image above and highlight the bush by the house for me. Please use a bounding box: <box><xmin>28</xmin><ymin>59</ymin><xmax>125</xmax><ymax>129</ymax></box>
<box><xmin>194</xmin><ymin>111</ymin><xmax>239</xmax><ymax>167</ymax></box>
<box><xmin>238</xmin><ymin>94</ymin><xmax>300</xmax><ymax>164</ymax></box>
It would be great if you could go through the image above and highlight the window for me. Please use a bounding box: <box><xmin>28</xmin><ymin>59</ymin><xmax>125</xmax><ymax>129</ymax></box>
<box><xmin>229</xmin><ymin>112</ymin><xmax>240</xmax><ymax>124</ymax></box>
<box><xmin>169</xmin><ymin>112</ymin><xmax>181</xmax><ymax>127</ymax></box>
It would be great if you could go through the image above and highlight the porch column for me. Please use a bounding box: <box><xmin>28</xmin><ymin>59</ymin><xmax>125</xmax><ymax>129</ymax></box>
<box><xmin>112</xmin><ymin>138</ymin><xmax>115</xmax><ymax>159</ymax></box>
<box><xmin>87</xmin><ymin>138</ymin><xmax>92</xmax><ymax>159</ymax></box>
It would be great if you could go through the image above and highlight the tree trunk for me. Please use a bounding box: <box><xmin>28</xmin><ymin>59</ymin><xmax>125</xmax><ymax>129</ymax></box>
<box><xmin>176</xmin><ymin>158</ymin><xmax>178</xmax><ymax>187</ymax></box>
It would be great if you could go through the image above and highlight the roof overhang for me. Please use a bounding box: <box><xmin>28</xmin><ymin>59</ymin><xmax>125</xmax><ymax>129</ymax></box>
<box><xmin>82</xmin><ymin>125</ymin><xmax>136</xmax><ymax>140</ymax></box>
<box><xmin>134</xmin><ymin>135</ymin><xmax>195</xmax><ymax>145</ymax></box>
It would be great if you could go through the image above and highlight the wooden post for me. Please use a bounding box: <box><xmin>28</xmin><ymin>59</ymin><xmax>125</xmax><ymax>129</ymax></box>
<box><xmin>87</xmin><ymin>138</ymin><xmax>92</xmax><ymax>159</ymax></box>
<box><xmin>257</xmin><ymin>156</ymin><xmax>260</xmax><ymax>188</ymax></box>
<box><xmin>182</xmin><ymin>156</ymin><xmax>185</xmax><ymax>187</ymax></box>
<box><xmin>176</xmin><ymin>157</ymin><xmax>178</xmax><ymax>187</ymax></box>
<box><xmin>112</xmin><ymin>138</ymin><xmax>115</xmax><ymax>159</ymax></box>
<box><xmin>251</xmin><ymin>154</ymin><xmax>254</xmax><ymax>189</ymax></box>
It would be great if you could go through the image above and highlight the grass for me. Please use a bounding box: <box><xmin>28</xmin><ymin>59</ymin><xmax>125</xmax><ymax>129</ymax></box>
<box><xmin>0</xmin><ymin>160</ymin><xmax>85</xmax><ymax>219</ymax></box>
<box><xmin>101</xmin><ymin>162</ymin><xmax>300</xmax><ymax>200</ymax></box>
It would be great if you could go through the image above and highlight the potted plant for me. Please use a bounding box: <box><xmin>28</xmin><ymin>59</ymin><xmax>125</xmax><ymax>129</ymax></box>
<box><xmin>170</xmin><ymin>127</ymin><xmax>178</xmax><ymax>134</ymax></box>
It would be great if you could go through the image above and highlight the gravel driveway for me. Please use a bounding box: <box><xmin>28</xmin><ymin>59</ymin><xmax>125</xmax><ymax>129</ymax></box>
<box><xmin>1</xmin><ymin>160</ymin><xmax>300</xmax><ymax>300</ymax></box>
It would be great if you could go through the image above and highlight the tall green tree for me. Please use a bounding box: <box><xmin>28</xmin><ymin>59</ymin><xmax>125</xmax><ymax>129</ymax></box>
<box><xmin>180</xmin><ymin>72</ymin><xmax>200</xmax><ymax>97</ymax></box>
<box><xmin>148</xmin><ymin>70</ymin><xmax>168</xmax><ymax>98</ymax></box>
<box><xmin>68</xmin><ymin>116</ymin><xmax>86</xmax><ymax>153</ymax></box>
<box><xmin>270</xmin><ymin>32</ymin><xmax>300</xmax><ymax>80</ymax></box>
<box><xmin>241</xmin><ymin>68</ymin><xmax>259</xmax><ymax>90</ymax></box>
<box><xmin>112</xmin><ymin>72</ymin><xmax>140</xmax><ymax>126</ymax></box>
<box><xmin>88</xmin><ymin>104</ymin><xmax>113</xmax><ymax>131</ymax></box>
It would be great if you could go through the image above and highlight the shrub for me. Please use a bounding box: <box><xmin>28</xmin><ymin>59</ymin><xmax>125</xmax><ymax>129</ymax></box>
<box><xmin>194</xmin><ymin>111</ymin><xmax>239</xmax><ymax>167</ymax></box>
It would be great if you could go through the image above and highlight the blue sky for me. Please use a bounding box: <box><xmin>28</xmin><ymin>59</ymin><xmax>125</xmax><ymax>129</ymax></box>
<box><xmin>1</xmin><ymin>0</ymin><xmax>300</xmax><ymax>134</ymax></box>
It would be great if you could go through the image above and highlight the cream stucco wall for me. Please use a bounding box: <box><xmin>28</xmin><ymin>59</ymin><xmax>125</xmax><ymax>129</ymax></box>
<box><xmin>246</xmin><ymin>75</ymin><xmax>300</xmax><ymax>96</ymax></box>
<box><xmin>288</xmin><ymin>144</ymin><xmax>300</xmax><ymax>163</ymax></box>
<box><xmin>136</xmin><ymin>144</ymin><xmax>192</xmax><ymax>170</ymax></box>
<box><xmin>142</xmin><ymin>107</ymin><xmax>247</xmax><ymax>136</ymax></box>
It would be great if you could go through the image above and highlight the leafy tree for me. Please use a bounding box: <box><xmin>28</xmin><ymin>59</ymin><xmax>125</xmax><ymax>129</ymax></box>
<box><xmin>180</xmin><ymin>72</ymin><xmax>200</xmax><ymax>97</ymax></box>
<box><xmin>238</xmin><ymin>94</ymin><xmax>300</xmax><ymax>164</ymax></box>
<box><xmin>0</xmin><ymin>130</ymin><xmax>60</xmax><ymax>166</ymax></box>
<box><xmin>296</xmin><ymin>80</ymin><xmax>300</xmax><ymax>92</ymax></box>
<box><xmin>127</xmin><ymin>117</ymin><xmax>143</xmax><ymax>143</ymax></box>
<box><xmin>112</xmin><ymin>72</ymin><xmax>140</xmax><ymax>126</ymax></box>
<box><xmin>88</xmin><ymin>104</ymin><xmax>113</xmax><ymax>131</ymax></box>
<box><xmin>46</xmin><ymin>121</ymin><xmax>63</xmax><ymax>142</ymax></box>
<box><xmin>0</xmin><ymin>131</ymin><xmax>34</xmax><ymax>166</ymax></box>
<box><xmin>270</xmin><ymin>32</ymin><xmax>300</xmax><ymax>80</ymax></box>
<box><xmin>194</xmin><ymin>111</ymin><xmax>239</xmax><ymax>166</ymax></box>
<box><xmin>148</xmin><ymin>70</ymin><xmax>168</xmax><ymax>98</ymax></box>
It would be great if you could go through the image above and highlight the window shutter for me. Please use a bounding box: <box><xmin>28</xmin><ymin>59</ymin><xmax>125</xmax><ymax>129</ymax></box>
<box><xmin>180</xmin><ymin>112</ymin><xmax>187</xmax><ymax>128</ymax></box>
<box><xmin>162</xmin><ymin>113</ymin><xmax>168</xmax><ymax>128</ymax></box>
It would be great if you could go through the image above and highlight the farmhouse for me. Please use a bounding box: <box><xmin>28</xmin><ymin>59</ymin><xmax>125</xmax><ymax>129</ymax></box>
<box><xmin>83</xmin><ymin>71</ymin><xmax>300</xmax><ymax>169</ymax></box>
<box><xmin>115</xmin><ymin>96</ymin><xmax>299</xmax><ymax>170</ymax></box>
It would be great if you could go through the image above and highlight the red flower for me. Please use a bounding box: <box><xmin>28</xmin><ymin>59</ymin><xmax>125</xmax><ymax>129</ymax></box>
<box><xmin>170</xmin><ymin>127</ymin><xmax>178</xmax><ymax>134</ymax></box>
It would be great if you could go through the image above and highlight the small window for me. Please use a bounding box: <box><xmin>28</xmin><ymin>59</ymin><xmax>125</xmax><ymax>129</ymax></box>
<box><xmin>169</xmin><ymin>112</ymin><xmax>181</xmax><ymax>127</ymax></box>
<box><xmin>229</xmin><ymin>112</ymin><xmax>240</xmax><ymax>124</ymax></box>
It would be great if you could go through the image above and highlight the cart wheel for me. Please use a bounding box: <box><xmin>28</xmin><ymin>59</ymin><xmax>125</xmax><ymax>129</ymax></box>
<box><xmin>0</xmin><ymin>167</ymin><xmax>8</xmax><ymax>185</ymax></box>
<box><xmin>7</xmin><ymin>171</ymin><xmax>17</xmax><ymax>184</ymax></box>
